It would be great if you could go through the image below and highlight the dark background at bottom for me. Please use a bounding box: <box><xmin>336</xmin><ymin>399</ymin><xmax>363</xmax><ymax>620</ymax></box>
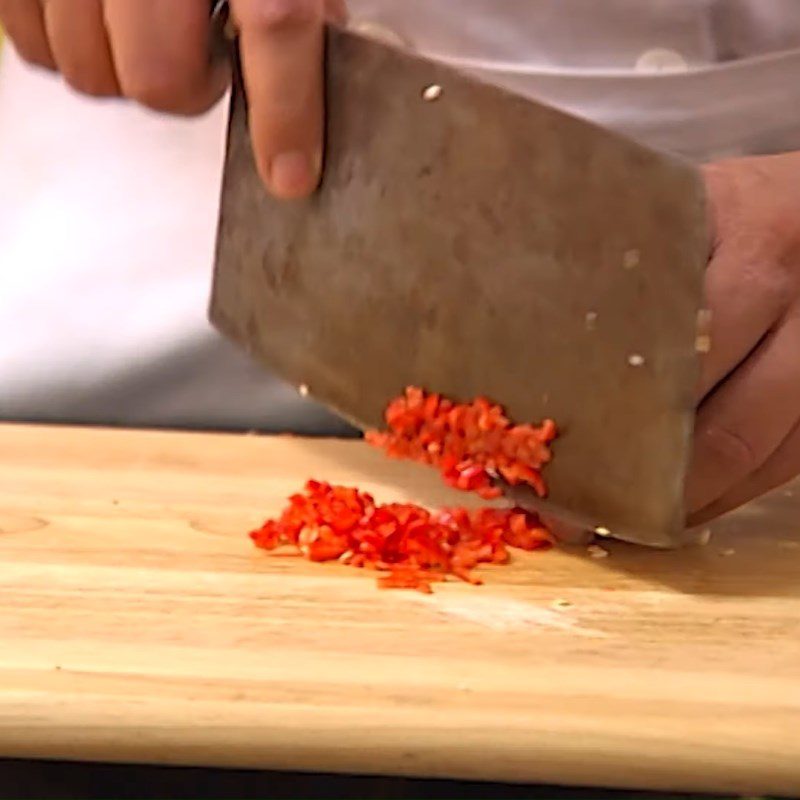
<box><xmin>0</xmin><ymin>760</ymin><xmax>764</xmax><ymax>800</ymax></box>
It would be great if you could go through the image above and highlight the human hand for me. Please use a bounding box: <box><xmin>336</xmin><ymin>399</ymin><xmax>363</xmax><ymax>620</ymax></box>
<box><xmin>686</xmin><ymin>151</ymin><xmax>800</xmax><ymax>526</ymax></box>
<box><xmin>0</xmin><ymin>0</ymin><xmax>346</xmax><ymax>199</ymax></box>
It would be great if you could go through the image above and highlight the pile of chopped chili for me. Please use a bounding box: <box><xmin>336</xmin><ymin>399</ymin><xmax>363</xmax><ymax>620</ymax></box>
<box><xmin>366</xmin><ymin>386</ymin><xmax>557</xmax><ymax>499</ymax></box>
<box><xmin>250</xmin><ymin>480</ymin><xmax>553</xmax><ymax>593</ymax></box>
<box><xmin>250</xmin><ymin>388</ymin><xmax>557</xmax><ymax>592</ymax></box>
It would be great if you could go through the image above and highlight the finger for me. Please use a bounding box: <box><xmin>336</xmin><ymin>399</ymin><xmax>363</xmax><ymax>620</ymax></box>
<box><xmin>0</xmin><ymin>0</ymin><xmax>55</xmax><ymax>68</ymax></box>
<box><xmin>686</xmin><ymin>312</ymin><xmax>800</xmax><ymax>514</ymax></box>
<box><xmin>325</xmin><ymin>0</ymin><xmax>347</xmax><ymax>23</ymax></box>
<box><xmin>689</xmin><ymin>417</ymin><xmax>800</xmax><ymax>526</ymax></box>
<box><xmin>43</xmin><ymin>0</ymin><xmax>119</xmax><ymax>96</ymax></box>
<box><xmin>231</xmin><ymin>0</ymin><xmax>325</xmax><ymax>199</ymax></box>
<box><xmin>104</xmin><ymin>0</ymin><xmax>229</xmax><ymax>115</ymax></box>
<box><xmin>697</xmin><ymin>163</ymin><xmax>793</xmax><ymax>400</ymax></box>
<box><xmin>697</xmin><ymin>244</ymin><xmax>789</xmax><ymax>401</ymax></box>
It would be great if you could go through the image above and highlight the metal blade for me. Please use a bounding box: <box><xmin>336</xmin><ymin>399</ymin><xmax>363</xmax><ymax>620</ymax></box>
<box><xmin>210</xmin><ymin>26</ymin><xmax>708</xmax><ymax>547</ymax></box>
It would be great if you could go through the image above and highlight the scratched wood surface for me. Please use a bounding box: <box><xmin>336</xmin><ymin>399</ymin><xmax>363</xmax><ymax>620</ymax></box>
<box><xmin>0</xmin><ymin>423</ymin><xmax>799</xmax><ymax>796</ymax></box>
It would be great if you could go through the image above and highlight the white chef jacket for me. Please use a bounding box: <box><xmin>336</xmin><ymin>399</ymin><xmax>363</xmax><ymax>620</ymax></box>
<box><xmin>1</xmin><ymin>1</ymin><xmax>800</xmax><ymax>432</ymax></box>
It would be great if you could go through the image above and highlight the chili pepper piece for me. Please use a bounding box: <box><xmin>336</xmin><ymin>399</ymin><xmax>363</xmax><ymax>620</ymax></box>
<box><xmin>249</xmin><ymin>480</ymin><xmax>552</xmax><ymax>593</ymax></box>
<box><xmin>366</xmin><ymin>387</ymin><xmax>557</xmax><ymax>501</ymax></box>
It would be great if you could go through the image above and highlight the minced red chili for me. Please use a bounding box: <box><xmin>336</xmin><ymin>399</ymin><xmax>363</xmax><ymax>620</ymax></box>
<box><xmin>250</xmin><ymin>480</ymin><xmax>553</xmax><ymax>593</ymax></box>
<box><xmin>366</xmin><ymin>387</ymin><xmax>557</xmax><ymax>499</ymax></box>
<box><xmin>249</xmin><ymin>388</ymin><xmax>557</xmax><ymax>592</ymax></box>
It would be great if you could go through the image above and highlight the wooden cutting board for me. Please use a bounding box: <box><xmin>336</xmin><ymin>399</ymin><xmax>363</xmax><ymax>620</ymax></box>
<box><xmin>1</xmin><ymin>423</ymin><xmax>799</xmax><ymax>796</ymax></box>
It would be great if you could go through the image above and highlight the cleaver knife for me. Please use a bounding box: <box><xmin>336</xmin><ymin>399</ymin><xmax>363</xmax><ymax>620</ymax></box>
<box><xmin>210</xmin><ymin>25</ymin><xmax>709</xmax><ymax>548</ymax></box>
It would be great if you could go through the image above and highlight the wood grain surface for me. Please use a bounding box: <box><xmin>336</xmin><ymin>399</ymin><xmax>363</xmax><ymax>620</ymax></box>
<box><xmin>0</xmin><ymin>423</ymin><xmax>798</xmax><ymax>795</ymax></box>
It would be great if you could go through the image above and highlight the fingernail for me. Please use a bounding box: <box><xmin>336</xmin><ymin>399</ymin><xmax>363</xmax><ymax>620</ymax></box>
<box><xmin>268</xmin><ymin>150</ymin><xmax>321</xmax><ymax>199</ymax></box>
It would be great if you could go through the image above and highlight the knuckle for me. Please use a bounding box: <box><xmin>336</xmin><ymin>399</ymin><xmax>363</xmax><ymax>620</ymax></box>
<box><xmin>324</xmin><ymin>0</ymin><xmax>347</xmax><ymax>23</ymax></box>
<box><xmin>741</xmin><ymin>259</ymin><xmax>792</xmax><ymax>306</ymax></box>
<box><xmin>234</xmin><ymin>0</ymin><xmax>321</xmax><ymax>32</ymax></box>
<box><xmin>120</xmin><ymin>64</ymin><xmax>196</xmax><ymax>112</ymax></box>
<box><xmin>717</xmin><ymin>243</ymin><xmax>794</xmax><ymax>314</ymax></box>
<box><xmin>13</xmin><ymin>44</ymin><xmax>56</xmax><ymax>71</ymax></box>
<box><xmin>696</xmin><ymin>423</ymin><xmax>758</xmax><ymax>476</ymax></box>
<box><xmin>62</xmin><ymin>68</ymin><xmax>117</xmax><ymax>99</ymax></box>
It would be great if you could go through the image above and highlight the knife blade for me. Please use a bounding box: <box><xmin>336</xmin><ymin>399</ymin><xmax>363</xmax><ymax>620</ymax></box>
<box><xmin>210</xmin><ymin>25</ymin><xmax>708</xmax><ymax>547</ymax></box>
